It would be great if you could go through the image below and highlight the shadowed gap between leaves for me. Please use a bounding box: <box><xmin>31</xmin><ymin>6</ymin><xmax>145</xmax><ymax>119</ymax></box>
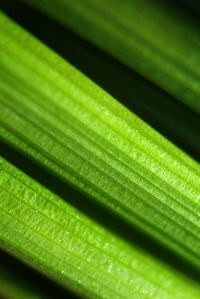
<box><xmin>176</xmin><ymin>0</ymin><xmax>200</xmax><ymax>18</ymax></box>
<box><xmin>1</xmin><ymin>139</ymin><xmax>200</xmax><ymax>286</ymax></box>
<box><xmin>0</xmin><ymin>0</ymin><xmax>200</xmax><ymax>162</ymax></box>
<box><xmin>0</xmin><ymin>248</ymin><xmax>80</xmax><ymax>299</ymax></box>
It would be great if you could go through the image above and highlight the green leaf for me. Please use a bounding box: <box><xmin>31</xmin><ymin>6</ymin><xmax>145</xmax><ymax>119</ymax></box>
<box><xmin>2</xmin><ymin>0</ymin><xmax>200</xmax><ymax>163</ymax></box>
<box><xmin>0</xmin><ymin>11</ymin><xmax>200</xmax><ymax>275</ymax></box>
<box><xmin>22</xmin><ymin>0</ymin><xmax>200</xmax><ymax>114</ymax></box>
<box><xmin>1</xmin><ymin>156</ymin><xmax>200</xmax><ymax>298</ymax></box>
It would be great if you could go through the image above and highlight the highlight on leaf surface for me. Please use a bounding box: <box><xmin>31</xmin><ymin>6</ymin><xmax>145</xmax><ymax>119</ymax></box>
<box><xmin>0</xmin><ymin>10</ymin><xmax>200</xmax><ymax>276</ymax></box>
<box><xmin>1</xmin><ymin>0</ymin><xmax>200</xmax><ymax>163</ymax></box>
<box><xmin>1</xmin><ymin>5</ymin><xmax>200</xmax><ymax>299</ymax></box>
<box><xmin>23</xmin><ymin>0</ymin><xmax>200</xmax><ymax>114</ymax></box>
<box><xmin>1</xmin><ymin>156</ymin><xmax>200</xmax><ymax>298</ymax></box>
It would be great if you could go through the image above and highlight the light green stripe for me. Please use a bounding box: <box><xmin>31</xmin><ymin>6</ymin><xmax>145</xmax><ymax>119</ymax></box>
<box><xmin>1</xmin><ymin>157</ymin><xmax>200</xmax><ymax>298</ymax></box>
<box><xmin>0</xmin><ymin>11</ymin><xmax>200</xmax><ymax>277</ymax></box>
